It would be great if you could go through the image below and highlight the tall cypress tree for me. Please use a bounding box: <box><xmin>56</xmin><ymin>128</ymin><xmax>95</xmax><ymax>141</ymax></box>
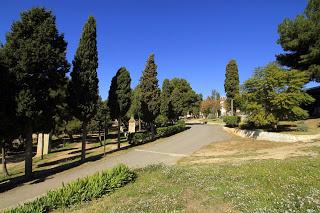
<box><xmin>3</xmin><ymin>8</ymin><xmax>69</xmax><ymax>176</ymax></box>
<box><xmin>224</xmin><ymin>59</ymin><xmax>240</xmax><ymax>113</ymax></box>
<box><xmin>108</xmin><ymin>67</ymin><xmax>131</xmax><ymax>149</ymax></box>
<box><xmin>139</xmin><ymin>54</ymin><xmax>161</xmax><ymax>138</ymax></box>
<box><xmin>69</xmin><ymin>16</ymin><xmax>99</xmax><ymax>162</ymax></box>
<box><xmin>128</xmin><ymin>85</ymin><xmax>142</xmax><ymax>130</ymax></box>
<box><xmin>160</xmin><ymin>79</ymin><xmax>174</xmax><ymax>121</ymax></box>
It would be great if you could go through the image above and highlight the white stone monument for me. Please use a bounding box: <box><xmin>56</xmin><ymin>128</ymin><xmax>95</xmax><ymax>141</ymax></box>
<box><xmin>128</xmin><ymin>117</ymin><xmax>136</xmax><ymax>133</ymax></box>
<box><xmin>36</xmin><ymin>133</ymin><xmax>51</xmax><ymax>157</ymax></box>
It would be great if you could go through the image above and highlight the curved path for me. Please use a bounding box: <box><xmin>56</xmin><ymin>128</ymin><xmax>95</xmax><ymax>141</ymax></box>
<box><xmin>0</xmin><ymin>124</ymin><xmax>232</xmax><ymax>210</ymax></box>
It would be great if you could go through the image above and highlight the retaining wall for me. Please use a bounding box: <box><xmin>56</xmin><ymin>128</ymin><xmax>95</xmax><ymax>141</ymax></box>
<box><xmin>224</xmin><ymin>127</ymin><xmax>320</xmax><ymax>142</ymax></box>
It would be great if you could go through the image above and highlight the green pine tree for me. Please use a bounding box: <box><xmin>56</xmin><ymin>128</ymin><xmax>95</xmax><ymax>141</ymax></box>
<box><xmin>69</xmin><ymin>16</ymin><xmax>99</xmax><ymax>162</ymax></box>
<box><xmin>139</xmin><ymin>54</ymin><xmax>161</xmax><ymax>138</ymax></box>
<box><xmin>224</xmin><ymin>59</ymin><xmax>240</xmax><ymax>113</ymax></box>
<box><xmin>277</xmin><ymin>0</ymin><xmax>320</xmax><ymax>82</ymax></box>
<box><xmin>108</xmin><ymin>67</ymin><xmax>131</xmax><ymax>149</ymax></box>
<box><xmin>3</xmin><ymin>8</ymin><xmax>69</xmax><ymax>176</ymax></box>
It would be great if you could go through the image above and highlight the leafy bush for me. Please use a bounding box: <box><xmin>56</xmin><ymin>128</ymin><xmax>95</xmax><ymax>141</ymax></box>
<box><xmin>6</xmin><ymin>164</ymin><xmax>136</xmax><ymax>213</ymax></box>
<box><xmin>128</xmin><ymin>131</ymin><xmax>152</xmax><ymax>145</ymax></box>
<box><xmin>155</xmin><ymin>115</ymin><xmax>169</xmax><ymax>127</ymax></box>
<box><xmin>156</xmin><ymin>122</ymin><xmax>186</xmax><ymax>138</ymax></box>
<box><xmin>223</xmin><ymin>116</ymin><xmax>241</xmax><ymax>127</ymax></box>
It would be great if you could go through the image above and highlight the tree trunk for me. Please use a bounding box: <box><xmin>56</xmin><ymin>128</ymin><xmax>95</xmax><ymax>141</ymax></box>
<box><xmin>25</xmin><ymin>126</ymin><xmax>33</xmax><ymax>177</ymax></box>
<box><xmin>103</xmin><ymin>126</ymin><xmax>106</xmax><ymax>156</ymax></box>
<box><xmin>1</xmin><ymin>141</ymin><xmax>9</xmax><ymax>176</ymax></box>
<box><xmin>150</xmin><ymin>123</ymin><xmax>155</xmax><ymax>140</ymax></box>
<box><xmin>117</xmin><ymin>118</ymin><xmax>121</xmax><ymax>150</ymax></box>
<box><xmin>41</xmin><ymin>133</ymin><xmax>44</xmax><ymax>160</ymax></box>
<box><xmin>81</xmin><ymin>121</ymin><xmax>87</xmax><ymax>162</ymax></box>
<box><xmin>138</xmin><ymin>117</ymin><xmax>141</xmax><ymax>131</ymax></box>
<box><xmin>98</xmin><ymin>127</ymin><xmax>103</xmax><ymax>146</ymax></box>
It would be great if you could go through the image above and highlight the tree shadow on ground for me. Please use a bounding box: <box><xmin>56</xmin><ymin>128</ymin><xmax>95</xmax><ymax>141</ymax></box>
<box><xmin>0</xmin><ymin>128</ymin><xmax>189</xmax><ymax>193</ymax></box>
<box><xmin>0</xmin><ymin>144</ymin><xmax>132</xmax><ymax>193</ymax></box>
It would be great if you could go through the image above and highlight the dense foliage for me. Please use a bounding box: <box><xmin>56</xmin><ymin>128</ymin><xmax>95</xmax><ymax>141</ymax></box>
<box><xmin>156</xmin><ymin>122</ymin><xmax>186</xmax><ymax>138</ymax></box>
<box><xmin>223</xmin><ymin>116</ymin><xmax>241</xmax><ymax>127</ymax></box>
<box><xmin>6</xmin><ymin>164</ymin><xmax>136</xmax><ymax>213</ymax></box>
<box><xmin>224</xmin><ymin>60</ymin><xmax>240</xmax><ymax>113</ymax></box>
<box><xmin>108</xmin><ymin>67</ymin><xmax>131</xmax><ymax>149</ymax></box>
<box><xmin>159</xmin><ymin>78</ymin><xmax>201</xmax><ymax>121</ymax></box>
<box><xmin>139</xmin><ymin>54</ymin><xmax>161</xmax><ymax>138</ymax></box>
<box><xmin>241</xmin><ymin>63</ymin><xmax>314</xmax><ymax>128</ymax></box>
<box><xmin>128</xmin><ymin>131</ymin><xmax>153</xmax><ymax>145</ymax></box>
<box><xmin>3</xmin><ymin>8</ymin><xmax>69</xmax><ymax>176</ymax></box>
<box><xmin>200</xmin><ymin>90</ymin><xmax>221</xmax><ymax>118</ymax></box>
<box><xmin>69</xmin><ymin>16</ymin><xmax>99</xmax><ymax>161</ymax></box>
<box><xmin>277</xmin><ymin>0</ymin><xmax>320</xmax><ymax>82</ymax></box>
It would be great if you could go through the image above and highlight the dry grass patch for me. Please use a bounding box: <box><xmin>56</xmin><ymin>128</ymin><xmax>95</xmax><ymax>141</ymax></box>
<box><xmin>179</xmin><ymin>137</ymin><xmax>320</xmax><ymax>165</ymax></box>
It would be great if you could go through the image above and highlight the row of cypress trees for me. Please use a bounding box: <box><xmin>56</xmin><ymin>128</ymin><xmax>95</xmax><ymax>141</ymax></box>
<box><xmin>0</xmin><ymin>7</ymin><xmax>169</xmax><ymax>178</ymax></box>
<box><xmin>0</xmin><ymin>8</ymin><xmax>99</xmax><ymax>177</ymax></box>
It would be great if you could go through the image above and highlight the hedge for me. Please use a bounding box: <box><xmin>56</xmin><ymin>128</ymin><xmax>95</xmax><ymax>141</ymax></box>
<box><xmin>6</xmin><ymin>164</ymin><xmax>136</xmax><ymax>213</ymax></box>
<box><xmin>128</xmin><ymin>131</ymin><xmax>152</xmax><ymax>145</ymax></box>
<box><xmin>223</xmin><ymin>116</ymin><xmax>241</xmax><ymax>127</ymax></box>
<box><xmin>156</xmin><ymin>122</ymin><xmax>186</xmax><ymax>138</ymax></box>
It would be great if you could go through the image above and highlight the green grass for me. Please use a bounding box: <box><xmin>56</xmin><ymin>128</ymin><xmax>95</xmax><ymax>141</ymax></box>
<box><xmin>55</xmin><ymin>146</ymin><xmax>320</xmax><ymax>213</ymax></box>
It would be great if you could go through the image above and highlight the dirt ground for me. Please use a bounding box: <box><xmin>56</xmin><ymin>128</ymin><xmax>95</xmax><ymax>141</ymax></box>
<box><xmin>180</xmin><ymin>136</ymin><xmax>320</xmax><ymax>165</ymax></box>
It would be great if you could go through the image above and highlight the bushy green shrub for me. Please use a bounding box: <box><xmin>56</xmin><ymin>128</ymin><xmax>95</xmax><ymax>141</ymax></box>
<box><xmin>6</xmin><ymin>164</ymin><xmax>136</xmax><ymax>213</ymax></box>
<box><xmin>155</xmin><ymin>114</ymin><xmax>169</xmax><ymax>127</ymax></box>
<box><xmin>128</xmin><ymin>131</ymin><xmax>152</xmax><ymax>145</ymax></box>
<box><xmin>156</xmin><ymin>122</ymin><xmax>186</xmax><ymax>138</ymax></box>
<box><xmin>223</xmin><ymin>116</ymin><xmax>241</xmax><ymax>127</ymax></box>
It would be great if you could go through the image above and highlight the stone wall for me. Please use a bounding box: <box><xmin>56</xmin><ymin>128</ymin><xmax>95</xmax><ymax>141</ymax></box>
<box><xmin>224</xmin><ymin>127</ymin><xmax>320</xmax><ymax>143</ymax></box>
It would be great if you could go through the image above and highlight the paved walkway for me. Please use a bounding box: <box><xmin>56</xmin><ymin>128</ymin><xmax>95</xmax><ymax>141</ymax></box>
<box><xmin>0</xmin><ymin>124</ymin><xmax>231</xmax><ymax>210</ymax></box>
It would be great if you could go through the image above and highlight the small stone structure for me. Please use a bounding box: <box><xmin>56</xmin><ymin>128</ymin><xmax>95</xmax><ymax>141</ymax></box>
<box><xmin>36</xmin><ymin>133</ymin><xmax>51</xmax><ymax>157</ymax></box>
<box><xmin>128</xmin><ymin>117</ymin><xmax>136</xmax><ymax>133</ymax></box>
<box><xmin>224</xmin><ymin>127</ymin><xmax>320</xmax><ymax>143</ymax></box>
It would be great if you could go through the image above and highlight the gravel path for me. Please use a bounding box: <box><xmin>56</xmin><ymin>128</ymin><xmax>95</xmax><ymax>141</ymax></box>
<box><xmin>0</xmin><ymin>124</ymin><xmax>231</xmax><ymax>210</ymax></box>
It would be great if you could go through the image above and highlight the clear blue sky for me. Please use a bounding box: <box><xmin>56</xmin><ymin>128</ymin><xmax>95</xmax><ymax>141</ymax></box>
<box><xmin>1</xmin><ymin>0</ymin><xmax>314</xmax><ymax>99</ymax></box>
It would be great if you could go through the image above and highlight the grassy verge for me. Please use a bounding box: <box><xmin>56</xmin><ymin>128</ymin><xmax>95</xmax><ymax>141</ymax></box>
<box><xmin>55</xmin><ymin>141</ymin><xmax>320</xmax><ymax>213</ymax></box>
<box><xmin>6</xmin><ymin>164</ymin><xmax>136</xmax><ymax>213</ymax></box>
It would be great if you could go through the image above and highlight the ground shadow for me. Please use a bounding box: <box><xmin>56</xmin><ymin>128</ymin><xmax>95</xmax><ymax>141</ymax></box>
<box><xmin>0</xmin><ymin>128</ymin><xmax>189</xmax><ymax>193</ymax></box>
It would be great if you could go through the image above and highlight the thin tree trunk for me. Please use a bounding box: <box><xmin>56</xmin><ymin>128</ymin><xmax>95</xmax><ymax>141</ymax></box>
<box><xmin>103</xmin><ymin>126</ymin><xmax>106</xmax><ymax>156</ymax></box>
<box><xmin>117</xmin><ymin>118</ymin><xmax>121</xmax><ymax>150</ymax></box>
<box><xmin>150</xmin><ymin>123</ymin><xmax>155</xmax><ymax>140</ymax></box>
<box><xmin>98</xmin><ymin>127</ymin><xmax>103</xmax><ymax>146</ymax></box>
<box><xmin>81</xmin><ymin>121</ymin><xmax>87</xmax><ymax>162</ymax></box>
<box><xmin>1</xmin><ymin>141</ymin><xmax>9</xmax><ymax>176</ymax></box>
<box><xmin>41</xmin><ymin>133</ymin><xmax>44</xmax><ymax>160</ymax></box>
<box><xmin>25</xmin><ymin>126</ymin><xmax>33</xmax><ymax>177</ymax></box>
<box><xmin>138</xmin><ymin>117</ymin><xmax>141</xmax><ymax>131</ymax></box>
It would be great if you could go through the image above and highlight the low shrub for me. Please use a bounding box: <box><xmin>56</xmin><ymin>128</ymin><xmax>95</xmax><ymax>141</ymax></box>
<box><xmin>6</xmin><ymin>164</ymin><xmax>136</xmax><ymax>213</ymax></box>
<box><xmin>128</xmin><ymin>131</ymin><xmax>152</xmax><ymax>145</ymax></box>
<box><xmin>223</xmin><ymin>116</ymin><xmax>241</xmax><ymax>127</ymax></box>
<box><xmin>156</xmin><ymin>122</ymin><xmax>186</xmax><ymax>138</ymax></box>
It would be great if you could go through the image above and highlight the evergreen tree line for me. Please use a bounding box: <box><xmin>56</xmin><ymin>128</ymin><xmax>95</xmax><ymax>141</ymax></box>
<box><xmin>0</xmin><ymin>7</ymin><xmax>201</xmax><ymax>178</ymax></box>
